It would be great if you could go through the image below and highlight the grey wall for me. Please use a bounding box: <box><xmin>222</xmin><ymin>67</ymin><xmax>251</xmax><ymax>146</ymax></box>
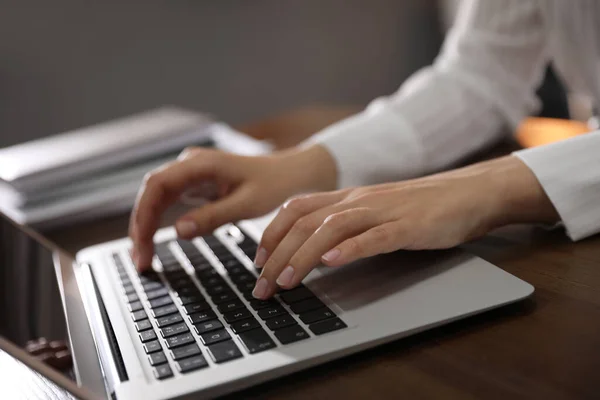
<box><xmin>0</xmin><ymin>0</ymin><xmax>442</xmax><ymax>148</ymax></box>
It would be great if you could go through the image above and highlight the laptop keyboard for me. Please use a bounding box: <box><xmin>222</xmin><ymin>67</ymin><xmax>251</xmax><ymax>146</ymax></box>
<box><xmin>110</xmin><ymin>225</ymin><xmax>346</xmax><ymax>380</ymax></box>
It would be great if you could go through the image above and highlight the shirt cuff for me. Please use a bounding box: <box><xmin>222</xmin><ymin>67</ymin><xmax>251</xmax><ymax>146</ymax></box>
<box><xmin>513</xmin><ymin>131</ymin><xmax>600</xmax><ymax>241</ymax></box>
<box><xmin>302</xmin><ymin>105</ymin><xmax>426</xmax><ymax>189</ymax></box>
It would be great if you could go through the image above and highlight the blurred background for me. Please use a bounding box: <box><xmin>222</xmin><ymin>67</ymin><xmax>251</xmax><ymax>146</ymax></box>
<box><xmin>0</xmin><ymin>0</ymin><xmax>567</xmax><ymax>148</ymax></box>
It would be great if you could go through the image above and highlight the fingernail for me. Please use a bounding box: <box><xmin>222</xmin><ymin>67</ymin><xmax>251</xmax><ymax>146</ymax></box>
<box><xmin>252</xmin><ymin>277</ymin><xmax>268</xmax><ymax>299</ymax></box>
<box><xmin>254</xmin><ymin>247</ymin><xmax>268</xmax><ymax>268</ymax></box>
<box><xmin>276</xmin><ymin>265</ymin><xmax>295</xmax><ymax>287</ymax></box>
<box><xmin>176</xmin><ymin>219</ymin><xmax>197</xmax><ymax>237</ymax></box>
<box><xmin>322</xmin><ymin>248</ymin><xmax>341</xmax><ymax>263</ymax></box>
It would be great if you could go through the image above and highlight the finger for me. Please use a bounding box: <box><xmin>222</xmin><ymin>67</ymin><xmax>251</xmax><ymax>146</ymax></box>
<box><xmin>175</xmin><ymin>184</ymin><xmax>256</xmax><ymax>238</ymax></box>
<box><xmin>254</xmin><ymin>191</ymin><xmax>346</xmax><ymax>268</ymax></box>
<box><xmin>131</xmin><ymin>156</ymin><xmax>221</xmax><ymax>270</ymax></box>
<box><xmin>253</xmin><ymin>205</ymin><xmax>338</xmax><ymax>299</ymax></box>
<box><xmin>322</xmin><ymin>221</ymin><xmax>404</xmax><ymax>267</ymax></box>
<box><xmin>276</xmin><ymin>208</ymin><xmax>379</xmax><ymax>289</ymax></box>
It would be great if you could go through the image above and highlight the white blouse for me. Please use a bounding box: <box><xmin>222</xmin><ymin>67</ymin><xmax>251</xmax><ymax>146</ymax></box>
<box><xmin>308</xmin><ymin>0</ymin><xmax>600</xmax><ymax>241</ymax></box>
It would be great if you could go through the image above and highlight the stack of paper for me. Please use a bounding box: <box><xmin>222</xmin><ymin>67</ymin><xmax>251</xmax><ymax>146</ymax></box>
<box><xmin>0</xmin><ymin>107</ymin><xmax>273</xmax><ymax>229</ymax></box>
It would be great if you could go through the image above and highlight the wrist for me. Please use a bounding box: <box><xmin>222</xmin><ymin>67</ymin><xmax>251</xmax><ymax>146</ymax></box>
<box><xmin>481</xmin><ymin>155</ymin><xmax>560</xmax><ymax>228</ymax></box>
<box><xmin>275</xmin><ymin>144</ymin><xmax>338</xmax><ymax>193</ymax></box>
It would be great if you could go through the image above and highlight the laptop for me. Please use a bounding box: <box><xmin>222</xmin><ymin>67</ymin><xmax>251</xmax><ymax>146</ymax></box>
<box><xmin>0</xmin><ymin>211</ymin><xmax>534</xmax><ymax>399</ymax></box>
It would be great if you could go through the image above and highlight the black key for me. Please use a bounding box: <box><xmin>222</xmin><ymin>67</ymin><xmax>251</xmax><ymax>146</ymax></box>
<box><xmin>178</xmin><ymin>294</ymin><xmax>205</xmax><ymax>306</ymax></box>
<box><xmin>128</xmin><ymin>301</ymin><xmax>144</xmax><ymax>312</ymax></box>
<box><xmin>168</xmin><ymin>277</ymin><xmax>193</xmax><ymax>290</ymax></box>
<box><xmin>177</xmin><ymin>355</ymin><xmax>208</xmax><ymax>373</ymax></box>
<box><xmin>145</xmin><ymin>287</ymin><xmax>170</xmax><ymax>300</ymax></box>
<box><xmin>139</xmin><ymin>330</ymin><xmax>157</xmax><ymax>342</ymax></box>
<box><xmin>162</xmin><ymin>262</ymin><xmax>182</xmax><ymax>272</ymax></box>
<box><xmin>183</xmin><ymin>302</ymin><xmax>211</xmax><ymax>314</ymax></box>
<box><xmin>274</xmin><ymin>325</ymin><xmax>310</xmax><ymax>344</ymax></box>
<box><xmin>165</xmin><ymin>332</ymin><xmax>195</xmax><ymax>349</ymax></box>
<box><xmin>210</xmin><ymin>291</ymin><xmax>237</xmax><ymax>304</ymax></box>
<box><xmin>194</xmin><ymin>320</ymin><xmax>223</xmax><ymax>334</ymax></box>
<box><xmin>148</xmin><ymin>351</ymin><xmax>168</xmax><ymax>366</ymax></box>
<box><xmin>156</xmin><ymin>313</ymin><xmax>184</xmax><ymax>328</ymax></box>
<box><xmin>265</xmin><ymin>315</ymin><xmax>297</xmax><ymax>331</ymax></box>
<box><xmin>175</xmin><ymin>286</ymin><xmax>201</xmax><ymax>297</ymax></box>
<box><xmin>135</xmin><ymin>319</ymin><xmax>153</xmax><ymax>332</ymax></box>
<box><xmin>188</xmin><ymin>310</ymin><xmax>217</xmax><ymax>324</ymax></box>
<box><xmin>249</xmin><ymin>298</ymin><xmax>278</xmax><ymax>310</ymax></box>
<box><xmin>170</xmin><ymin>343</ymin><xmax>202</xmax><ymax>361</ymax></box>
<box><xmin>279</xmin><ymin>286</ymin><xmax>314</xmax><ymax>304</ymax></box>
<box><xmin>131</xmin><ymin>310</ymin><xmax>148</xmax><ymax>322</ymax></box>
<box><xmin>237</xmin><ymin>281</ymin><xmax>256</xmax><ymax>293</ymax></box>
<box><xmin>242</xmin><ymin>291</ymin><xmax>256</xmax><ymax>301</ymax></box>
<box><xmin>200</xmin><ymin>275</ymin><xmax>225</xmax><ymax>287</ymax></box>
<box><xmin>126</xmin><ymin>293</ymin><xmax>139</xmax><ymax>303</ymax></box>
<box><xmin>223</xmin><ymin>308</ymin><xmax>252</xmax><ymax>324</ymax></box>
<box><xmin>309</xmin><ymin>318</ymin><xmax>347</xmax><ymax>335</ymax></box>
<box><xmin>142</xmin><ymin>281</ymin><xmax>165</xmax><ymax>292</ymax></box>
<box><xmin>207</xmin><ymin>340</ymin><xmax>243</xmax><ymax>363</ymax></box>
<box><xmin>217</xmin><ymin>299</ymin><xmax>245</xmax><ymax>313</ymax></box>
<box><xmin>258</xmin><ymin>306</ymin><xmax>287</xmax><ymax>320</ymax></box>
<box><xmin>237</xmin><ymin>328</ymin><xmax>276</xmax><ymax>354</ymax></box>
<box><xmin>230</xmin><ymin>318</ymin><xmax>261</xmax><ymax>334</ymax></box>
<box><xmin>120</xmin><ymin>277</ymin><xmax>132</xmax><ymax>287</ymax></box>
<box><xmin>200</xmin><ymin>329</ymin><xmax>230</xmax><ymax>345</ymax></box>
<box><xmin>196</xmin><ymin>267</ymin><xmax>219</xmax><ymax>279</ymax></box>
<box><xmin>299</xmin><ymin>307</ymin><xmax>336</xmax><ymax>325</ymax></box>
<box><xmin>143</xmin><ymin>340</ymin><xmax>162</xmax><ymax>354</ymax></box>
<box><xmin>163</xmin><ymin>269</ymin><xmax>187</xmax><ymax>280</ymax></box>
<box><xmin>160</xmin><ymin>322</ymin><xmax>189</xmax><ymax>338</ymax></box>
<box><xmin>205</xmin><ymin>284</ymin><xmax>231</xmax><ymax>296</ymax></box>
<box><xmin>230</xmin><ymin>272</ymin><xmax>255</xmax><ymax>285</ymax></box>
<box><xmin>153</xmin><ymin>364</ymin><xmax>173</xmax><ymax>380</ymax></box>
<box><xmin>289</xmin><ymin>297</ymin><xmax>325</xmax><ymax>314</ymax></box>
<box><xmin>152</xmin><ymin>304</ymin><xmax>179</xmax><ymax>318</ymax></box>
<box><xmin>221</xmin><ymin>259</ymin><xmax>244</xmax><ymax>271</ymax></box>
<box><xmin>123</xmin><ymin>284</ymin><xmax>136</xmax><ymax>295</ymax></box>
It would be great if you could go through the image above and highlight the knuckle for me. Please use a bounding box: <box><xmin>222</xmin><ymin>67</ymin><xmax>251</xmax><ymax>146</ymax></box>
<box><xmin>345</xmin><ymin>237</ymin><xmax>364</xmax><ymax>256</ymax></box>
<box><xmin>282</xmin><ymin>195</ymin><xmax>310</xmax><ymax>214</ymax></box>
<box><xmin>323</xmin><ymin>212</ymin><xmax>350</xmax><ymax>228</ymax></box>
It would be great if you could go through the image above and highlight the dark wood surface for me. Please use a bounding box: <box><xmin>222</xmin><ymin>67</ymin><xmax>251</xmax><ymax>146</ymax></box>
<box><xmin>46</xmin><ymin>107</ymin><xmax>600</xmax><ymax>400</ymax></box>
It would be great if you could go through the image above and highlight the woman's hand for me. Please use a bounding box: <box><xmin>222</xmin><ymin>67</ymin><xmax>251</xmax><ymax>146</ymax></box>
<box><xmin>251</xmin><ymin>155</ymin><xmax>559</xmax><ymax>299</ymax></box>
<box><xmin>130</xmin><ymin>145</ymin><xmax>337</xmax><ymax>270</ymax></box>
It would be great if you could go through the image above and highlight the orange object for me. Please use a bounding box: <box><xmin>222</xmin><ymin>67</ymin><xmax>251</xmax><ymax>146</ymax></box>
<box><xmin>516</xmin><ymin>117</ymin><xmax>590</xmax><ymax>148</ymax></box>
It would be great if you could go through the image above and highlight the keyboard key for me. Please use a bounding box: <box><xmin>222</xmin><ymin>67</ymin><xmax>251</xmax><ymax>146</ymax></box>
<box><xmin>230</xmin><ymin>273</ymin><xmax>255</xmax><ymax>286</ymax></box>
<box><xmin>143</xmin><ymin>340</ymin><xmax>162</xmax><ymax>354</ymax></box>
<box><xmin>177</xmin><ymin>355</ymin><xmax>208</xmax><ymax>373</ymax></box>
<box><xmin>145</xmin><ymin>287</ymin><xmax>170</xmax><ymax>300</ymax></box>
<box><xmin>170</xmin><ymin>343</ymin><xmax>202</xmax><ymax>361</ymax></box>
<box><xmin>265</xmin><ymin>315</ymin><xmax>297</xmax><ymax>331</ymax></box>
<box><xmin>249</xmin><ymin>298</ymin><xmax>278</xmax><ymax>310</ymax></box>
<box><xmin>165</xmin><ymin>332</ymin><xmax>195</xmax><ymax>349</ymax></box>
<box><xmin>149</xmin><ymin>296</ymin><xmax>174</xmax><ymax>309</ymax></box>
<box><xmin>299</xmin><ymin>308</ymin><xmax>336</xmax><ymax>325</ymax></box>
<box><xmin>217</xmin><ymin>299</ymin><xmax>245</xmax><ymax>313</ymax></box>
<box><xmin>221</xmin><ymin>259</ymin><xmax>244</xmax><ymax>272</ymax></box>
<box><xmin>205</xmin><ymin>284</ymin><xmax>231</xmax><ymax>296</ymax></box>
<box><xmin>148</xmin><ymin>351</ymin><xmax>168</xmax><ymax>366</ymax></box>
<box><xmin>223</xmin><ymin>308</ymin><xmax>252</xmax><ymax>324</ymax></box>
<box><xmin>152</xmin><ymin>304</ymin><xmax>179</xmax><ymax>318</ymax></box>
<box><xmin>196</xmin><ymin>268</ymin><xmax>219</xmax><ymax>280</ymax></box>
<box><xmin>289</xmin><ymin>297</ymin><xmax>325</xmax><ymax>314</ymax></box>
<box><xmin>126</xmin><ymin>293</ymin><xmax>139</xmax><ymax>303</ymax></box>
<box><xmin>160</xmin><ymin>322</ymin><xmax>189</xmax><ymax>338</ymax></box>
<box><xmin>230</xmin><ymin>318</ymin><xmax>261</xmax><ymax>334</ymax></box>
<box><xmin>156</xmin><ymin>313</ymin><xmax>183</xmax><ymax>328</ymax></box>
<box><xmin>237</xmin><ymin>281</ymin><xmax>256</xmax><ymax>292</ymax></box>
<box><xmin>163</xmin><ymin>270</ymin><xmax>187</xmax><ymax>281</ymax></box>
<box><xmin>188</xmin><ymin>310</ymin><xmax>217</xmax><ymax>324</ymax></box>
<box><xmin>274</xmin><ymin>325</ymin><xmax>309</xmax><ymax>344</ymax></box>
<box><xmin>128</xmin><ymin>301</ymin><xmax>144</xmax><ymax>312</ymax></box>
<box><xmin>123</xmin><ymin>284</ymin><xmax>136</xmax><ymax>295</ymax></box>
<box><xmin>135</xmin><ymin>319</ymin><xmax>153</xmax><ymax>332</ymax></box>
<box><xmin>194</xmin><ymin>320</ymin><xmax>224</xmax><ymax>334</ymax></box>
<box><xmin>207</xmin><ymin>340</ymin><xmax>243</xmax><ymax>364</ymax></box>
<box><xmin>153</xmin><ymin>364</ymin><xmax>173</xmax><ymax>380</ymax></box>
<box><xmin>279</xmin><ymin>286</ymin><xmax>314</xmax><ymax>304</ymax></box>
<box><xmin>176</xmin><ymin>286</ymin><xmax>201</xmax><ymax>297</ymax></box>
<box><xmin>237</xmin><ymin>328</ymin><xmax>276</xmax><ymax>354</ymax></box>
<box><xmin>257</xmin><ymin>306</ymin><xmax>287</xmax><ymax>320</ymax></box>
<box><xmin>183</xmin><ymin>302</ymin><xmax>211</xmax><ymax>314</ymax></box>
<box><xmin>200</xmin><ymin>329</ymin><xmax>230</xmax><ymax>345</ymax></box>
<box><xmin>309</xmin><ymin>318</ymin><xmax>347</xmax><ymax>335</ymax></box>
<box><xmin>131</xmin><ymin>310</ymin><xmax>148</xmax><ymax>322</ymax></box>
<box><xmin>142</xmin><ymin>281</ymin><xmax>165</xmax><ymax>292</ymax></box>
<box><xmin>178</xmin><ymin>294</ymin><xmax>205</xmax><ymax>306</ymax></box>
<box><xmin>168</xmin><ymin>277</ymin><xmax>193</xmax><ymax>289</ymax></box>
<box><xmin>139</xmin><ymin>330</ymin><xmax>157</xmax><ymax>342</ymax></box>
<box><xmin>210</xmin><ymin>291</ymin><xmax>237</xmax><ymax>304</ymax></box>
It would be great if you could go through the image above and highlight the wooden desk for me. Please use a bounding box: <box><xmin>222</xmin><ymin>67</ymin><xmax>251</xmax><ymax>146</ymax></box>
<box><xmin>47</xmin><ymin>107</ymin><xmax>600</xmax><ymax>400</ymax></box>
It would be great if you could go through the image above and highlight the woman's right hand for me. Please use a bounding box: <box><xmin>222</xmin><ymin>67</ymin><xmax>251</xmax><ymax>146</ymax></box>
<box><xmin>129</xmin><ymin>144</ymin><xmax>337</xmax><ymax>271</ymax></box>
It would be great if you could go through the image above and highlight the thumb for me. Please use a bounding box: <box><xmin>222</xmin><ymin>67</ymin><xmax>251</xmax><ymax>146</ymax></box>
<box><xmin>175</xmin><ymin>184</ymin><xmax>257</xmax><ymax>238</ymax></box>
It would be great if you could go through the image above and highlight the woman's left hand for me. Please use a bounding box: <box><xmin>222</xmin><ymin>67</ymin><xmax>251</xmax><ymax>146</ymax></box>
<box><xmin>251</xmin><ymin>155</ymin><xmax>558</xmax><ymax>299</ymax></box>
